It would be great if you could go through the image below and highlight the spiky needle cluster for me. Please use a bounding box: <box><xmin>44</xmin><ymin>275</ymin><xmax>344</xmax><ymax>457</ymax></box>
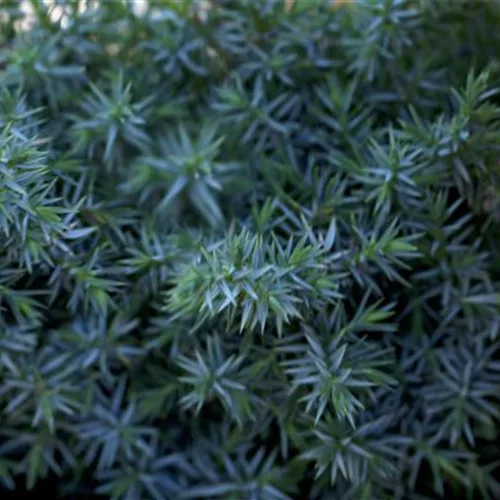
<box><xmin>1</xmin><ymin>0</ymin><xmax>500</xmax><ymax>498</ymax></box>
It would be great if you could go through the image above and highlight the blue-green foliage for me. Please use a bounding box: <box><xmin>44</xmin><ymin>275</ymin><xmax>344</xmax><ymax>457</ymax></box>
<box><xmin>1</xmin><ymin>0</ymin><xmax>500</xmax><ymax>498</ymax></box>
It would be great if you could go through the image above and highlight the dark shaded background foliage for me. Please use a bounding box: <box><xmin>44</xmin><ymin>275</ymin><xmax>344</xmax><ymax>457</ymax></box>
<box><xmin>1</xmin><ymin>0</ymin><xmax>500</xmax><ymax>498</ymax></box>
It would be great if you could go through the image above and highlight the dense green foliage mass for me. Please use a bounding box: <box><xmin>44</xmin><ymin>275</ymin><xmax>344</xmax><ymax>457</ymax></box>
<box><xmin>2</xmin><ymin>0</ymin><xmax>500</xmax><ymax>498</ymax></box>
